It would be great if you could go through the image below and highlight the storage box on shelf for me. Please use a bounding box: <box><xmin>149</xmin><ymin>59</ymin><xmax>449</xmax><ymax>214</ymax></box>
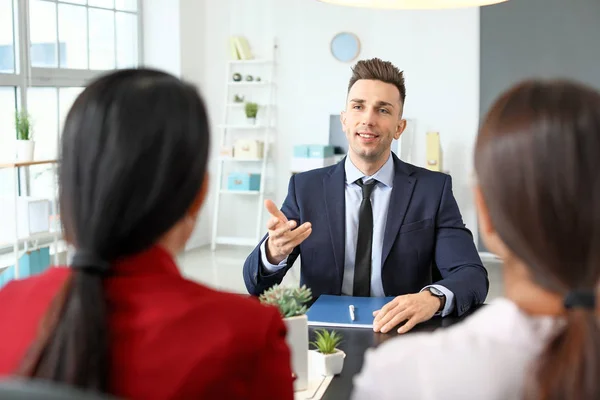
<box><xmin>234</xmin><ymin>139</ymin><xmax>265</xmax><ymax>160</ymax></box>
<box><xmin>0</xmin><ymin>247</ymin><xmax>51</xmax><ymax>288</ymax></box>
<box><xmin>227</xmin><ymin>172</ymin><xmax>261</xmax><ymax>192</ymax></box>
<box><xmin>291</xmin><ymin>144</ymin><xmax>337</xmax><ymax>173</ymax></box>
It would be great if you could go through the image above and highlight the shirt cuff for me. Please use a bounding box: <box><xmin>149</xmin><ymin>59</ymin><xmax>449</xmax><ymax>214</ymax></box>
<box><xmin>260</xmin><ymin>239</ymin><xmax>288</xmax><ymax>272</ymax></box>
<box><xmin>421</xmin><ymin>285</ymin><xmax>455</xmax><ymax>317</ymax></box>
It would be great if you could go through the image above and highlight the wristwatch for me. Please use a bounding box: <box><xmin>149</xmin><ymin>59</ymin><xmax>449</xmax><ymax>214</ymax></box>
<box><xmin>427</xmin><ymin>286</ymin><xmax>446</xmax><ymax>312</ymax></box>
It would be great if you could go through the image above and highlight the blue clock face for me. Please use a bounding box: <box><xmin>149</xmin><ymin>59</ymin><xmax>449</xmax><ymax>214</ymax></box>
<box><xmin>331</xmin><ymin>32</ymin><xmax>360</xmax><ymax>63</ymax></box>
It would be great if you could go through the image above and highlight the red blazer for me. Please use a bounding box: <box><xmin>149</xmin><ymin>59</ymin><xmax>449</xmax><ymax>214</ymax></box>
<box><xmin>0</xmin><ymin>246</ymin><xmax>293</xmax><ymax>400</ymax></box>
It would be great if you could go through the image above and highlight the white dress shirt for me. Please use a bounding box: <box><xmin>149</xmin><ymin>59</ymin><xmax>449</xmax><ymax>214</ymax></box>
<box><xmin>352</xmin><ymin>298</ymin><xmax>562</xmax><ymax>400</ymax></box>
<box><xmin>261</xmin><ymin>154</ymin><xmax>455</xmax><ymax>316</ymax></box>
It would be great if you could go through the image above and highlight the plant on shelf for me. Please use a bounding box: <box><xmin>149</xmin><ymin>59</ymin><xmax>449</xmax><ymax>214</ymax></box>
<box><xmin>244</xmin><ymin>101</ymin><xmax>259</xmax><ymax>124</ymax></box>
<box><xmin>259</xmin><ymin>284</ymin><xmax>312</xmax><ymax>318</ymax></box>
<box><xmin>310</xmin><ymin>329</ymin><xmax>343</xmax><ymax>355</ymax></box>
<box><xmin>15</xmin><ymin>110</ymin><xmax>35</xmax><ymax>161</ymax></box>
<box><xmin>15</xmin><ymin>110</ymin><xmax>32</xmax><ymax>141</ymax></box>
<box><xmin>233</xmin><ymin>94</ymin><xmax>245</xmax><ymax>103</ymax></box>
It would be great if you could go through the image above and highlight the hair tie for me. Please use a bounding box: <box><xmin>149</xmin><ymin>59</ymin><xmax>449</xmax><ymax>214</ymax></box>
<box><xmin>563</xmin><ymin>290</ymin><xmax>596</xmax><ymax>310</ymax></box>
<box><xmin>71</xmin><ymin>251</ymin><xmax>111</xmax><ymax>274</ymax></box>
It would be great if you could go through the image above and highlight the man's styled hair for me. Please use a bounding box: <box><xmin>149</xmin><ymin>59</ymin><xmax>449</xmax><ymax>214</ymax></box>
<box><xmin>348</xmin><ymin>57</ymin><xmax>406</xmax><ymax>105</ymax></box>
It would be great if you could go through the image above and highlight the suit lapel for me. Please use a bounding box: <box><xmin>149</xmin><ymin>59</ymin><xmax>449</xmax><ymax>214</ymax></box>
<box><xmin>382</xmin><ymin>155</ymin><xmax>416</xmax><ymax>266</ymax></box>
<box><xmin>323</xmin><ymin>161</ymin><xmax>346</xmax><ymax>292</ymax></box>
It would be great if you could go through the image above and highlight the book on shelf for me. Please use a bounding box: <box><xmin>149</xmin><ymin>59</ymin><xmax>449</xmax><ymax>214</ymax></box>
<box><xmin>229</xmin><ymin>36</ymin><xmax>254</xmax><ymax>60</ymax></box>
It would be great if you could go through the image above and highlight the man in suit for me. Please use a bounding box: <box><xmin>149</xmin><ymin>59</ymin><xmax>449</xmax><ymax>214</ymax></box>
<box><xmin>243</xmin><ymin>58</ymin><xmax>488</xmax><ymax>334</ymax></box>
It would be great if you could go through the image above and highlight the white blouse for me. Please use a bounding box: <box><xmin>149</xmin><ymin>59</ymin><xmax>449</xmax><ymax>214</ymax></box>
<box><xmin>351</xmin><ymin>298</ymin><xmax>561</xmax><ymax>400</ymax></box>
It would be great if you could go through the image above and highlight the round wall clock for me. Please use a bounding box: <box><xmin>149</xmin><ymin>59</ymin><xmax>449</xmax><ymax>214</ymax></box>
<box><xmin>330</xmin><ymin>32</ymin><xmax>361</xmax><ymax>63</ymax></box>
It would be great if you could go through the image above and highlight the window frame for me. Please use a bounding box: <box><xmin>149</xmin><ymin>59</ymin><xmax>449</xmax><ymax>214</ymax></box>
<box><xmin>0</xmin><ymin>0</ymin><xmax>143</xmax><ymax>107</ymax></box>
<box><xmin>0</xmin><ymin>0</ymin><xmax>143</xmax><ymax>254</ymax></box>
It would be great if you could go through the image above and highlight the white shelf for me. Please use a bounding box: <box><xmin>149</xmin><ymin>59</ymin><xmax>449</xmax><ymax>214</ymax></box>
<box><xmin>219</xmin><ymin>190</ymin><xmax>260</xmax><ymax>195</ymax></box>
<box><xmin>215</xmin><ymin>236</ymin><xmax>258</xmax><ymax>246</ymax></box>
<box><xmin>227</xmin><ymin>81</ymin><xmax>272</xmax><ymax>87</ymax></box>
<box><xmin>218</xmin><ymin>157</ymin><xmax>263</xmax><ymax>162</ymax></box>
<box><xmin>227</xmin><ymin>59</ymin><xmax>273</xmax><ymax>65</ymax></box>
<box><xmin>218</xmin><ymin>124</ymin><xmax>268</xmax><ymax>130</ymax></box>
<box><xmin>0</xmin><ymin>231</ymin><xmax>62</xmax><ymax>249</ymax></box>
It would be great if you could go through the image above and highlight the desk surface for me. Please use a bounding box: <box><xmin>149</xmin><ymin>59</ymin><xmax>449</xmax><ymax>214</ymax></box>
<box><xmin>310</xmin><ymin>308</ymin><xmax>478</xmax><ymax>400</ymax></box>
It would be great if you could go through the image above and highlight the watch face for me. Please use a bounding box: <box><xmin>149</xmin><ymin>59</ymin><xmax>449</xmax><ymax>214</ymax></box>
<box><xmin>429</xmin><ymin>287</ymin><xmax>444</xmax><ymax>297</ymax></box>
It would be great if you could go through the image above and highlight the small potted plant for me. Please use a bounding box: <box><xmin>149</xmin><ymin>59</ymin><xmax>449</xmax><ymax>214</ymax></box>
<box><xmin>244</xmin><ymin>102</ymin><xmax>259</xmax><ymax>124</ymax></box>
<box><xmin>310</xmin><ymin>329</ymin><xmax>345</xmax><ymax>376</ymax></box>
<box><xmin>15</xmin><ymin>110</ymin><xmax>34</xmax><ymax>161</ymax></box>
<box><xmin>259</xmin><ymin>284</ymin><xmax>312</xmax><ymax>391</ymax></box>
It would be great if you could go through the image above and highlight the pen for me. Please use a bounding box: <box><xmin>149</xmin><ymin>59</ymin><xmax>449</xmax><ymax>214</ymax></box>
<box><xmin>349</xmin><ymin>304</ymin><xmax>355</xmax><ymax>321</ymax></box>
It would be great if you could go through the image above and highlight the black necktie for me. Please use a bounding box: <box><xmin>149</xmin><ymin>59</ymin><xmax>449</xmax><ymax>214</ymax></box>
<box><xmin>353</xmin><ymin>178</ymin><xmax>378</xmax><ymax>297</ymax></box>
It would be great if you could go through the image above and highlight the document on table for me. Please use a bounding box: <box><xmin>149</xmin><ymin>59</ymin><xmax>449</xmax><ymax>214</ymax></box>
<box><xmin>306</xmin><ymin>295</ymin><xmax>396</xmax><ymax>328</ymax></box>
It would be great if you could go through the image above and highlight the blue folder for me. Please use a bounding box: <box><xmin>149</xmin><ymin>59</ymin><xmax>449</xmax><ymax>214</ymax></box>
<box><xmin>306</xmin><ymin>295</ymin><xmax>396</xmax><ymax>328</ymax></box>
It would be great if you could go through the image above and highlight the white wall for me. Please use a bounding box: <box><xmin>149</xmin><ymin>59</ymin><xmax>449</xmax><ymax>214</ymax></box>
<box><xmin>150</xmin><ymin>0</ymin><xmax>481</xmax><ymax>248</ymax></box>
<box><xmin>142</xmin><ymin>0</ymin><xmax>181</xmax><ymax>77</ymax></box>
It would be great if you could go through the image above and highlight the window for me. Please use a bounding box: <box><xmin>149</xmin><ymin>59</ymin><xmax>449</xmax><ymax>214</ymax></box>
<box><xmin>0</xmin><ymin>0</ymin><xmax>141</xmax><ymax>251</ymax></box>
<box><xmin>0</xmin><ymin>0</ymin><xmax>15</xmax><ymax>73</ymax></box>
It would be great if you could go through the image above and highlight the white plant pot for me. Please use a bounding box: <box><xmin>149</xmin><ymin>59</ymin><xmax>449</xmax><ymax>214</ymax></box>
<box><xmin>284</xmin><ymin>314</ymin><xmax>308</xmax><ymax>391</ymax></box>
<box><xmin>309</xmin><ymin>349</ymin><xmax>346</xmax><ymax>376</ymax></box>
<box><xmin>16</xmin><ymin>140</ymin><xmax>35</xmax><ymax>162</ymax></box>
<box><xmin>246</xmin><ymin>117</ymin><xmax>256</xmax><ymax>125</ymax></box>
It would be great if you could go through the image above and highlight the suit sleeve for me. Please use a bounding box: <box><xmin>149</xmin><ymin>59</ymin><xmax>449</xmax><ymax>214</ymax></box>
<box><xmin>250</xmin><ymin>308</ymin><xmax>294</xmax><ymax>400</ymax></box>
<box><xmin>433</xmin><ymin>175</ymin><xmax>489</xmax><ymax>316</ymax></box>
<box><xmin>243</xmin><ymin>174</ymin><xmax>302</xmax><ymax>295</ymax></box>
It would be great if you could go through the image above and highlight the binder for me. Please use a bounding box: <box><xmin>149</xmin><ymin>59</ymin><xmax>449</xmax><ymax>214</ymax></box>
<box><xmin>306</xmin><ymin>295</ymin><xmax>396</xmax><ymax>328</ymax></box>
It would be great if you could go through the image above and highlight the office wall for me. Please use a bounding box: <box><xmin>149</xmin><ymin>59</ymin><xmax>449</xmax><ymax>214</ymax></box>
<box><xmin>478</xmin><ymin>0</ymin><xmax>600</xmax><ymax>251</ymax></box>
<box><xmin>143</xmin><ymin>0</ymin><xmax>482</xmax><ymax>248</ymax></box>
<box><xmin>199</xmin><ymin>0</ymin><xmax>481</xmax><ymax>245</ymax></box>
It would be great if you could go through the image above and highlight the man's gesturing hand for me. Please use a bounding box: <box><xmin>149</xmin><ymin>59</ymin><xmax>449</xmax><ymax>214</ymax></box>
<box><xmin>264</xmin><ymin>199</ymin><xmax>312</xmax><ymax>265</ymax></box>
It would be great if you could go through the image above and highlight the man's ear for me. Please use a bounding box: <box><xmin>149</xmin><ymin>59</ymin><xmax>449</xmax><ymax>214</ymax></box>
<box><xmin>340</xmin><ymin>111</ymin><xmax>347</xmax><ymax>133</ymax></box>
<box><xmin>394</xmin><ymin>118</ymin><xmax>407</xmax><ymax>140</ymax></box>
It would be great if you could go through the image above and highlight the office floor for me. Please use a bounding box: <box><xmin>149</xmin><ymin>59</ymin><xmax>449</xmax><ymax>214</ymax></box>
<box><xmin>178</xmin><ymin>245</ymin><xmax>505</xmax><ymax>302</ymax></box>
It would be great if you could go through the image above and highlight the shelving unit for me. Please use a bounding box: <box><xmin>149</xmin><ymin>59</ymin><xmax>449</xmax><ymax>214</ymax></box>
<box><xmin>0</xmin><ymin>160</ymin><xmax>61</xmax><ymax>280</ymax></box>
<box><xmin>210</xmin><ymin>43</ymin><xmax>278</xmax><ymax>251</ymax></box>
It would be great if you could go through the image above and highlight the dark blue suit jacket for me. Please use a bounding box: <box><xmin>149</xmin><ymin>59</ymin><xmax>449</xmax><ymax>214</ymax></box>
<box><xmin>243</xmin><ymin>154</ymin><xmax>488</xmax><ymax>316</ymax></box>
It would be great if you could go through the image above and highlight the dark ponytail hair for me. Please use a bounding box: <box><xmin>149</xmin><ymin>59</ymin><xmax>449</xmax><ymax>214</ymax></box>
<box><xmin>475</xmin><ymin>79</ymin><xmax>600</xmax><ymax>400</ymax></box>
<box><xmin>17</xmin><ymin>69</ymin><xmax>211</xmax><ymax>392</ymax></box>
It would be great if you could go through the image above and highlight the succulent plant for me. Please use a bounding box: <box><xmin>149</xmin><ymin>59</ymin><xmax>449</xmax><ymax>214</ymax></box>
<box><xmin>310</xmin><ymin>329</ymin><xmax>343</xmax><ymax>355</ymax></box>
<box><xmin>259</xmin><ymin>284</ymin><xmax>312</xmax><ymax>318</ymax></box>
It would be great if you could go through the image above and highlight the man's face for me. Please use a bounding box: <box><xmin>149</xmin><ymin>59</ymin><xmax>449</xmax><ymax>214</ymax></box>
<box><xmin>341</xmin><ymin>79</ymin><xmax>406</xmax><ymax>163</ymax></box>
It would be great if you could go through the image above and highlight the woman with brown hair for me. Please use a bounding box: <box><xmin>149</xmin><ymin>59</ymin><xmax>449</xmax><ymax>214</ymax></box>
<box><xmin>351</xmin><ymin>78</ymin><xmax>600</xmax><ymax>400</ymax></box>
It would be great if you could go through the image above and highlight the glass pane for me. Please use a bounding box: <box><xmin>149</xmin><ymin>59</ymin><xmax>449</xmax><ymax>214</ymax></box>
<box><xmin>30</xmin><ymin>0</ymin><xmax>58</xmax><ymax>68</ymax></box>
<box><xmin>58</xmin><ymin>4</ymin><xmax>88</xmax><ymax>69</ymax></box>
<box><xmin>27</xmin><ymin>88</ymin><xmax>58</xmax><ymax>161</ymax></box>
<box><xmin>58</xmin><ymin>87</ymin><xmax>84</xmax><ymax>133</ymax></box>
<box><xmin>0</xmin><ymin>0</ymin><xmax>15</xmax><ymax>73</ymax></box>
<box><xmin>59</xmin><ymin>0</ymin><xmax>87</xmax><ymax>4</ymax></box>
<box><xmin>116</xmin><ymin>12</ymin><xmax>137</xmax><ymax>68</ymax></box>
<box><xmin>89</xmin><ymin>0</ymin><xmax>114</xmax><ymax>8</ymax></box>
<box><xmin>89</xmin><ymin>8</ymin><xmax>115</xmax><ymax>69</ymax></box>
<box><xmin>0</xmin><ymin>86</ymin><xmax>17</xmax><ymax>162</ymax></box>
<box><xmin>115</xmin><ymin>0</ymin><xmax>136</xmax><ymax>12</ymax></box>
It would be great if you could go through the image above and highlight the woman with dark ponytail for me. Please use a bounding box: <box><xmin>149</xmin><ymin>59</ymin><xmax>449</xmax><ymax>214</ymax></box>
<box><xmin>0</xmin><ymin>69</ymin><xmax>293</xmax><ymax>399</ymax></box>
<box><xmin>352</xmin><ymin>79</ymin><xmax>600</xmax><ymax>400</ymax></box>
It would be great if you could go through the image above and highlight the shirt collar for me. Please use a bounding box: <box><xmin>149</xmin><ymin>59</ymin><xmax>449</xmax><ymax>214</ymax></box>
<box><xmin>344</xmin><ymin>153</ymin><xmax>395</xmax><ymax>188</ymax></box>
